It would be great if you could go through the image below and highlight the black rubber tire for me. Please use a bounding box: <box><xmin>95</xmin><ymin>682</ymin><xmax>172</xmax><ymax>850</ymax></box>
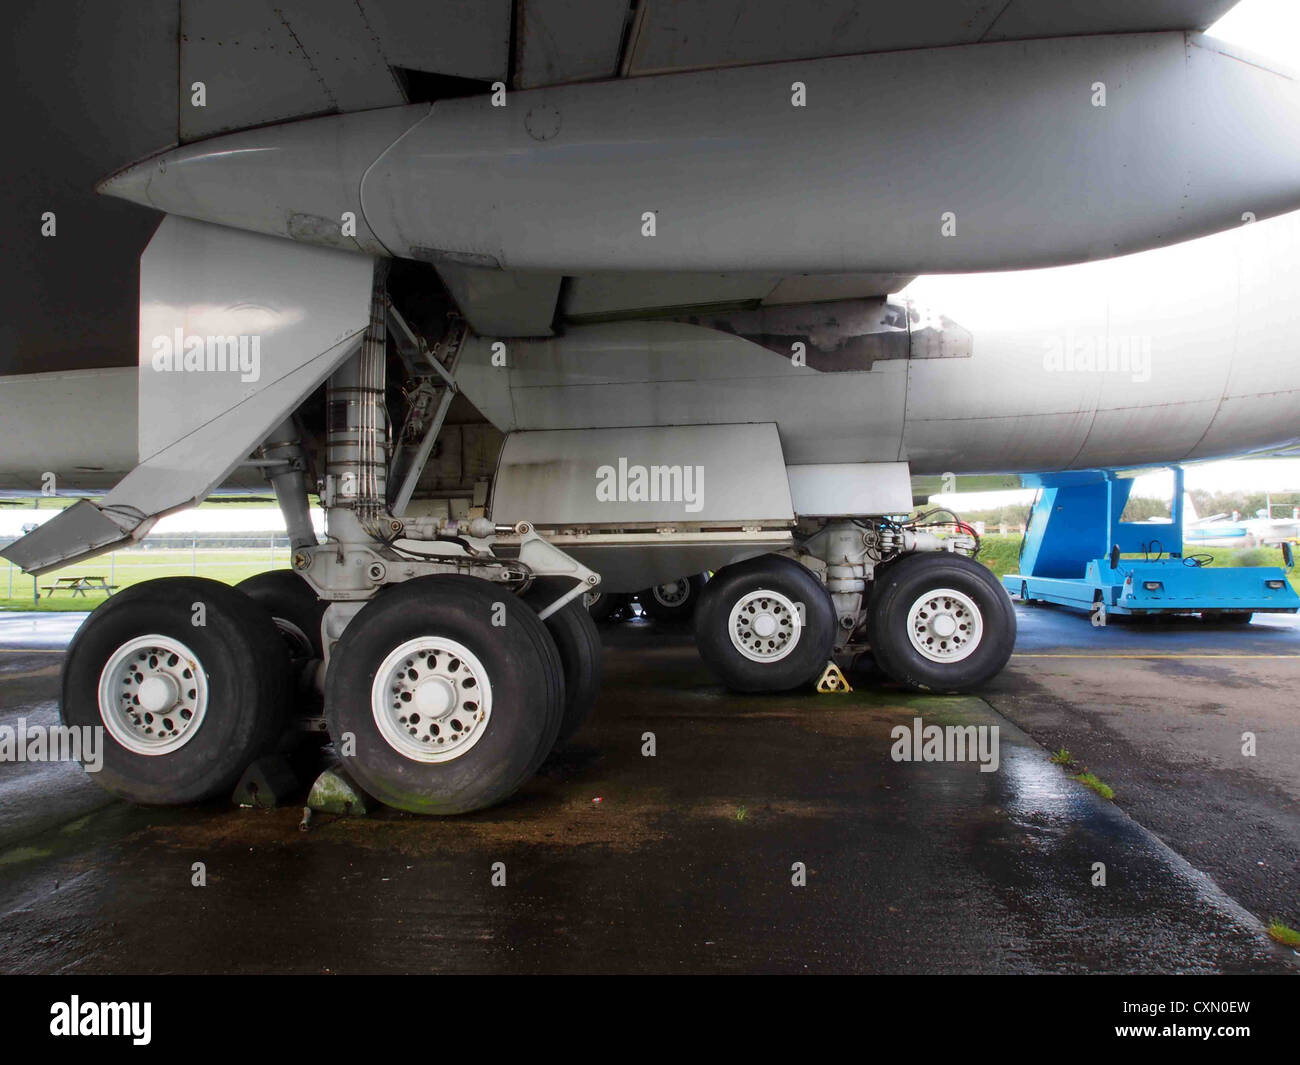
<box><xmin>849</xmin><ymin>651</ymin><xmax>881</xmax><ymax>683</ymax></box>
<box><xmin>693</xmin><ymin>555</ymin><xmax>836</xmax><ymax>692</ymax></box>
<box><xmin>236</xmin><ymin>569</ymin><xmax>325</xmax><ymax>658</ymax></box>
<box><xmin>324</xmin><ymin>575</ymin><xmax>565</xmax><ymax>815</ymax></box>
<box><xmin>584</xmin><ymin>591</ymin><xmax>627</xmax><ymax>624</ymax></box>
<box><xmin>638</xmin><ymin>574</ymin><xmax>706</xmax><ymax>624</ymax></box>
<box><xmin>867</xmin><ymin>552</ymin><xmax>1016</xmax><ymax>693</ymax></box>
<box><xmin>61</xmin><ymin>577</ymin><xmax>290</xmax><ymax>805</ymax></box>
<box><xmin>524</xmin><ymin>579</ymin><xmax>604</xmax><ymax>744</ymax></box>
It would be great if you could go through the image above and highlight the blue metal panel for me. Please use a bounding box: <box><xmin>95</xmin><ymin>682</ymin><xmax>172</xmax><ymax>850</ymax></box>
<box><xmin>1018</xmin><ymin>482</ymin><xmax>1111</xmax><ymax>579</ymax></box>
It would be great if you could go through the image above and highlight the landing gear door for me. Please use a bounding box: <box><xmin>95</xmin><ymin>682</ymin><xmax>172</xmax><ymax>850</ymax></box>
<box><xmin>489</xmin><ymin>423</ymin><xmax>795</xmax><ymax>528</ymax></box>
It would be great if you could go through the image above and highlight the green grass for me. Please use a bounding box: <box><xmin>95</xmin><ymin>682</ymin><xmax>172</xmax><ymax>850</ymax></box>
<box><xmin>1266</xmin><ymin>920</ymin><xmax>1300</xmax><ymax>947</ymax></box>
<box><xmin>976</xmin><ymin>535</ymin><xmax>1025</xmax><ymax>580</ymax></box>
<box><xmin>1049</xmin><ymin>747</ymin><xmax>1075</xmax><ymax>767</ymax></box>
<box><xmin>1074</xmin><ymin>771</ymin><xmax>1116</xmax><ymax>801</ymax></box>
<box><xmin>1</xmin><ymin>550</ymin><xmax>285</xmax><ymax>611</ymax></box>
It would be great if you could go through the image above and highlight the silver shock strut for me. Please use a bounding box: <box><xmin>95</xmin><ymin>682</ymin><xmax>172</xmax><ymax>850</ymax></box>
<box><xmin>325</xmin><ymin>264</ymin><xmax>391</xmax><ymax>545</ymax></box>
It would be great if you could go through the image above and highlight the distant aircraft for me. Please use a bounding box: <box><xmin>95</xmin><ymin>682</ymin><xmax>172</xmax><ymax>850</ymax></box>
<box><xmin>1183</xmin><ymin>496</ymin><xmax>1300</xmax><ymax>549</ymax></box>
<box><xmin>4</xmin><ymin>1</ymin><xmax>1300</xmax><ymax>815</ymax></box>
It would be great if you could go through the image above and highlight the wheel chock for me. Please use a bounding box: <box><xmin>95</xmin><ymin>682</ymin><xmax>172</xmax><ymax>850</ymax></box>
<box><xmin>307</xmin><ymin>765</ymin><xmax>370</xmax><ymax>816</ymax></box>
<box><xmin>232</xmin><ymin>755</ymin><xmax>301</xmax><ymax>809</ymax></box>
<box><xmin>815</xmin><ymin>661</ymin><xmax>853</xmax><ymax>694</ymax></box>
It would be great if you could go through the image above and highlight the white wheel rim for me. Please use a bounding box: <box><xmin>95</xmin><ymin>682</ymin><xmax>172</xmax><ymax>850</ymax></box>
<box><xmin>652</xmin><ymin>579</ymin><xmax>690</xmax><ymax>607</ymax></box>
<box><xmin>97</xmin><ymin>635</ymin><xmax>209</xmax><ymax>756</ymax></box>
<box><xmin>728</xmin><ymin>588</ymin><xmax>802</xmax><ymax>663</ymax></box>
<box><xmin>371</xmin><ymin>637</ymin><xmax>493</xmax><ymax>763</ymax></box>
<box><xmin>906</xmin><ymin>587</ymin><xmax>984</xmax><ymax>663</ymax></box>
<box><xmin>583</xmin><ymin>591</ymin><xmax>601</xmax><ymax>609</ymax></box>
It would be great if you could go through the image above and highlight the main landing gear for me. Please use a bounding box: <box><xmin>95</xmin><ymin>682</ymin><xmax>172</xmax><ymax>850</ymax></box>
<box><xmin>690</xmin><ymin>520</ymin><xmax>1016</xmax><ymax>695</ymax></box>
<box><xmin>64</xmin><ymin>567</ymin><xmax>601</xmax><ymax>816</ymax></box>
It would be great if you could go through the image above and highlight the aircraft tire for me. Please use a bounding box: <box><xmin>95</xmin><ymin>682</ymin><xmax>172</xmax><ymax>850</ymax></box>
<box><xmin>61</xmin><ymin>577</ymin><xmax>290</xmax><ymax>804</ymax></box>
<box><xmin>694</xmin><ymin>555</ymin><xmax>836</xmax><ymax>692</ymax></box>
<box><xmin>324</xmin><ymin>575</ymin><xmax>564</xmax><ymax>815</ymax></box>
<box><xmin>584</xmin><ymin>590</ymin><xmax>628</xmax><ymax>624</ymax></box>
<box><xmin>639</xmin><ymin>574</ymin><xmax>706</xmax><ymax>624</ymax></box>
<box><xmin>236</xmin><ymin>569</ymin><xmax>325</xmax><ymax>659</ymax></box>
<box><xmin>524</xmin><ymin>579</ymin><xmax>604</xmax><ymax>744</ymax></box>
<box><xmin>868</xmin><ymin>552</ymin><xmax>1016</xmax><ymax>693</ymax></box>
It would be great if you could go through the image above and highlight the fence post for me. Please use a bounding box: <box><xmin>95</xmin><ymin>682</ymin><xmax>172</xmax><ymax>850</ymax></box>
<box><xmin>192</xmin><ymin>536</ymin><xmax>197</xmax><ymax>576</ymax></box>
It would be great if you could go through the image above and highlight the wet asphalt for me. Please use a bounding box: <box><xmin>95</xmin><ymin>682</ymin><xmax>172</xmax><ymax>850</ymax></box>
<box><xmin>0</xmin><ymin>608</ymin><xmax>1297</xmax><ymax>974</ymax></box>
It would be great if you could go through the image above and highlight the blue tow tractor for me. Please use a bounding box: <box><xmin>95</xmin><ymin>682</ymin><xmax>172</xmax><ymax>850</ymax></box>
<box><xmin>1002</xmin><ymin>467</ymin><xmax>1300</xmax><ymax>619</ymax></box>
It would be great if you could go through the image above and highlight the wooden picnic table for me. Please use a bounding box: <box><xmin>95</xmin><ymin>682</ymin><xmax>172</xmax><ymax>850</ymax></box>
<box><xmin>40</xmin><ymin>575</ymin><xmax>118</xmax><ymax>598</ymax></box>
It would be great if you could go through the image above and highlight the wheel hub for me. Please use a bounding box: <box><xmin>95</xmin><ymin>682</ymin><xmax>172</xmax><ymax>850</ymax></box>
<box><xmin>905</xmin><ymin>587</ymin><xmax>984</xmax><ymax>663</ymax></box>
<box><xmin>97</xmin><ymin>635</ymin><xmax>209</xmax><ymax>755</ymax></box>
<box><xmin>728</xmin><ymin>588</ymin><xmax>802</xmax><ymax>663</ymax></box>
<box><xmin>652</xmin><ymin>579</ymin><xmax>690</xmax><ymax>607</ymax></box>
<box><xmin>931</xmin><ymin>614</ymin><xmax>957</xmax><ymax>638</ymax></box>
<box><xmin>371</xmin><ymin>637</ymin><xmax>493</xmax><ymax>763</ymax></box>
<box><xmin>414</xmin><ymin>677</ymin><xmax>456</xmax><ymax>718</ymax></box>
<box><xmin>136</xmin><ymin>674</ymin><xmax>178</xmax><ymax>714</ymax></box>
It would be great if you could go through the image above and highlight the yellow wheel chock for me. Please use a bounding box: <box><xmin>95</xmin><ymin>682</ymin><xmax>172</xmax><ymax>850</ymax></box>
<box><xmin>815</xmin><ymin>661</ymin><xmax>852</xmax><ymax>693</ymax></box>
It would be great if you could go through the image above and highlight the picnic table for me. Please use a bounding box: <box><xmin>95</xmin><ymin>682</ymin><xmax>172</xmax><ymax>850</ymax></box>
<box><xmin>40</xmin><ymin>576</ymin><xmax>118</xmax><ymax>598</ymax></box>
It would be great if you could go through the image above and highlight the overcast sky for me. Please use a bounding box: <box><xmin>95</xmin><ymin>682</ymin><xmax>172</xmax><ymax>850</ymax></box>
<box><xmin>1210</xmin><ymin>0</ymin><xmax>1300</xmax><ymax>65</ymax></box>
